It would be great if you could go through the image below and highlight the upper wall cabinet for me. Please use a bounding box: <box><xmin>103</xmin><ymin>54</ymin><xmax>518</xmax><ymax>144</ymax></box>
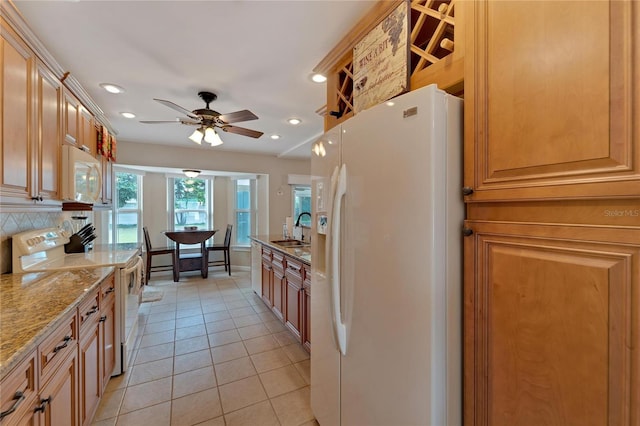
<box><xmin>63</xmin><ymin>90</ymin><xmax>79</xmax><ymax>146</ymax></box>
<box><xmin>1</xmin><ymin>17</ymin><xmax>61</xmax><ymax>205</ymax></box>
<box><xmin>464</xmin><ymin>1</ymin><xmax>639</xmax><ymax>201</ymax></box>
<box><xmin>35</xmin><ymin>60</ymin><xmax>62</xmax><ymax>201</ymax></box>
<box><xmin>1</xmin><ymin>17</ymin><xmax>34</xmax><ymax>202</ymax></box>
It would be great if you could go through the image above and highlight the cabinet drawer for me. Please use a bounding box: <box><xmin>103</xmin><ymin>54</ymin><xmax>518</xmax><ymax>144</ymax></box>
<box><xmin>78</xmin><ymin>290</ymin><xmax>100</xmax><ymax>332</ymax></box>
<box><xmin>262</xmin><ymin>247</ymin><xmax>272</xmax><ymax>262</ymax></box>
<box><xmin>272</xmin><ymin>251</ymin><xmax>285</xmax><ymax>272</ymax></box>
<box><xmin>38</xmin><ymin>312</ymin><xmax>77</xmax><ymax>386</ymax></box>
<box><xmin>0</xmin><ymin>350</ymin><xmax>37</xmax><ymax>424</ymax></box>
<box><xmin>285</xmin><ymin>258</ymin><xmax>303</xmax><ymax>286</ymax></box>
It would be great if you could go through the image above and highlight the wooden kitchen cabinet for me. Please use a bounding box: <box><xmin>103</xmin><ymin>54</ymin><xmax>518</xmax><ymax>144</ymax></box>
<box><xmin>271</xmin><ymin>251</ymin><xmax>285</xmax><ymax>321</ymax></box>
<box><xmin>63</xmin><ymin>90</ymin><xmax>80</xmax><ymax>147</ymax></box>
<box><xmin>35</xmin><ymin>60</ymin><xmax>62</xmax><ymax>202</ymax></box>
<box><xmin>284</xmin><ymin>258</ymin><xmax>303</xmax><ymax>340</ymax></box>
<box><xmin>261</xmin><ymin>248</ymin><xmax>273</xmax><ymax>306</ymax></box>
<box><xmin>464</xmin><ymin>0</ymin><xmax>640</xmax><ymax>201</ymax></box>
<box><xmin>1</xmin><ymin>17</ymin><xmax>34</xmax><ymax>203</ymax></box>
<box><xmin>79</xmin><ymin>106</ymin><xmax>96</xmax><ymax>156</ymax></box>
<box><xmin>78</xmin><ymin>290</ymin><xmax>101</xmax><ymax>426</ymax></box>
<box><xmin>37</xmin><ymin>348</ymin><xmax>79</xmax><ymax>426</ymax></box>
<box><xmin>463</xmin><ymin>219</ymin><xmax>640</xmax><ymax>426</ymax></box>
<box><xmin>1</xmin><ymin>16</ymin><xmax>62</xmax><ymax>206</ymax></box>
<box><xmin>0</xmin><ymin>351</ymin><xmax>38</xmax><ymax>426</ymax></box>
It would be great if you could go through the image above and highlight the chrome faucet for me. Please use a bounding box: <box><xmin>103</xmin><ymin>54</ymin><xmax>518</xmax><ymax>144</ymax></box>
<box><xmin>295</xmin><ymin>212</ymin><xmax>311</xmax><ymax>227</ymax></box>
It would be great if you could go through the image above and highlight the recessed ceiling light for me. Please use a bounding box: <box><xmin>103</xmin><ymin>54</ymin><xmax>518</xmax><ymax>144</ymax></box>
<box><xmin>385</xmin><ymin>101</ymin><xmax>395</xmax><ymax>106</ymax></box>
<box><xmin>287</xmin><ymin>118</ymin><xmax>301</xmax><ymax>125</ymax></box>
<box><xmin>99</xmin><ymin>83</ymin><xmax>125</xmax><ymax>94</ymax></box>
<box><xmin>120</xmin><ymin>112</ymin><xmax>136</xmax><ymax>119</ymax></box>
<box><xmin>311</xmin><ymin>73</ymin><xmax>327</xmax><ymax>83</ymax></box>
<box><xmin>270</xmin><ymin>134</ymin><xmax>280</xmax><ymax>140</ymax></box>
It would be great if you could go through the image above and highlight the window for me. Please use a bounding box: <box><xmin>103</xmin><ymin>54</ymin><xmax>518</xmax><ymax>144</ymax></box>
<box><xmin>292</xmin><ymin>185</ymin><xmax>312</xmax><ymax>227</ymax></box>
<box><xmin>234</xmin><ymin>178</ymin><xmax>256</xmax><ymax>246</ymax></box>
<box><xmin>169</xmin><ymin>177</ymin><xmax>212</xmax><ymax>231</ymax></box>
<box><xmin>112</xmin><ymin>170</ymin><xmax>143</xmax><ymax>244</ymax></box>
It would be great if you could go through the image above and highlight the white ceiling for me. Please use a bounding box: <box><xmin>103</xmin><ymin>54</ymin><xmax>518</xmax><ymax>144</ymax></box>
<box><xmin>13</xmin><ymin>0</ymin><xmax>377</xmax><ymax>159</ymax></box>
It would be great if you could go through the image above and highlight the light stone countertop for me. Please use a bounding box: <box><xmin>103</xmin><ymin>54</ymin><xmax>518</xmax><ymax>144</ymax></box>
<box><xmin>0</xmin><ymin>267</ymin><xmax>115</xmax><ymax>380</ymax></box>
<box><xmin>250</xmin><ymin>235</ymin><xmax>311</xmax><ymax>265</ymax></box>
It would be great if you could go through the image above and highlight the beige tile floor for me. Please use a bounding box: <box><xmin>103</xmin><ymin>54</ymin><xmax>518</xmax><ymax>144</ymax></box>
<box><xmin>91</xmin><ymin>270</ymin><xmax>319</xmax><ymax>426</ymax></box>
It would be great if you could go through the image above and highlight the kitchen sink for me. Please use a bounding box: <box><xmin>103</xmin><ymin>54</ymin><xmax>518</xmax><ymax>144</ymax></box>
<box><xmin>271</xmin><ymin>239</ymin><xmax>310</xmax><ymax>247</ymax></box>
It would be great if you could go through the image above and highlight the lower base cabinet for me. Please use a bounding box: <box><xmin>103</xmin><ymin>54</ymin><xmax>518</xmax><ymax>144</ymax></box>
<box><xmin>464</xmin><ymin>220</ymin><xmax>640</xmax><ymax>426</ymax></box>
<box><xmin>38</xmin><ymin>349</ymin><xmax>79</xmax><ymax>426</ymax></box>
<box><xmin>258</xmin><ymin>245</ymin><xmax>311</xmax><ymax>351</ymax></box>
<box><xmin>0</xmin><ymin>271</ymin><xmax>115</xmax><ymax>426</ymax></box>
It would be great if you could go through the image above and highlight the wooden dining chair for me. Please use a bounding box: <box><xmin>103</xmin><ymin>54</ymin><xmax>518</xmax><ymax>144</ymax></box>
<box><xmin>142</xmin><ymin>226</ymin><xmax>175</xmax><ymax>283</ymax></box>
<box><xmin>207</xmin><ymin>224</ymin><xmax>232</xmax><ymax>276</ymax></box>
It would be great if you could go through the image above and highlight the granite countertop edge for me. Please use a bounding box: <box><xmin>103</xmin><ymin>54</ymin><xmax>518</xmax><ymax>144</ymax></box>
<box><xmin>0</xmin><ymin>267</ymin><xmax>115</xmax><ymax>380</ymax></box>
<box><xmin>250</xmin><ymin>235</ymin><xmax>311</xmax><ymax>266</ymax></box>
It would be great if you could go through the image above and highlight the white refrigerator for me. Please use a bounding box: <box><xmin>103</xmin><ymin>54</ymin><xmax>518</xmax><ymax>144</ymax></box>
<box><xmin>310</xmin><ymin>84</ymin><xmax>463</xmax><ymax>426</ymax></box>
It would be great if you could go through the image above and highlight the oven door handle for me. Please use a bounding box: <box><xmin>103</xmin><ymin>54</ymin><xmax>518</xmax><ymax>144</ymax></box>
<box><xmin>121</xmin><ymin>256</ymin><xmax>143</xmax><ymax>292</ymax></box>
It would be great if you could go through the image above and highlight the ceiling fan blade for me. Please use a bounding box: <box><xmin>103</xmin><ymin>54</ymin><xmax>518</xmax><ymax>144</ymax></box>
<box><xmin>221</xmin><ymin>125</ymin><xmax>264</xmax><ymax>139</ymax></box>
<box><xmin>140</xmin><ymin>119</ymin><xmax>200</xmax><ymax>125</ymax></box>
<box><xmin>153</xmin><ymin>98</ymin><xmax>200</xmax><ymax>120</ymax></box>
<box><xmin>218</xmin><ymin>109</ymin><xmax>258</xmax><ymax>124</ymax></box>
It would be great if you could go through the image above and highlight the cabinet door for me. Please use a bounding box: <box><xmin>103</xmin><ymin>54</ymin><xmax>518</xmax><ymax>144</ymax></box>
<box><xmin>272</xmin><ymin>268</ymin><xmax>285</xmax><ymax>321</ymax></box>
<box><xmin>37</xmin><ymin>351</ymin><xmax>79</xmax><ymax>426</ymax></box>
<box><xmin>100</xmin><ymin>294</ymin><xmax>116</xmax><ymax>387</ymax></box>
<box><xmin>63</xmin><ymin>90</ymin><xmax>79</xmax><ymax>146</ymax></box>
<box><xmin>79</xmin><ymin>324</ymin><xmax>101</xmax><ymax>426</ymax></box>
<box><xmin>285</xmin><ymin>260</ymin><xmax>303</xmax><ymax>340</ymax></box>
<box><xmin>1</xmin><ymin>17</ymin><xmax>34</xmax><ymax>200</ymax></box>
<box><xmin>464</xmin><ymin>221</ymin><xmax>640</xmax><ymax>426</ymax></box>
<box><xmin>79</xmin><ymin>107</ymin><xmax>95</xmax><ymax>154</ymax></box>
<box><xmin>35</xmin><ymin>61</ymin><xmax>61</xmax><ymax>201</ymax></box>
<box><xmin>464</xmin><ymin>1</ymin><xmax>639</xmax><ymax>201</ymax></box>
<box><xmin>261</xmin><ymin>260</ymin><xmax>273</xmax><ymax>306</ymax></box>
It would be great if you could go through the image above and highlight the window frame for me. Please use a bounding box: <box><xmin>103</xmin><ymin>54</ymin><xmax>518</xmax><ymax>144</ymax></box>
<box><xmin>167</xmin><ymin>176</ymin><xmax>214</xmax><ymax>234</ymax></box>
<box><xmin>233</xmin><ymin>177</ymin><xmax>257</xmax><ymax>247</ymax></box>
<box><xmin>111</xmin><ymin>168</ymin><xmax>144</xmax><ymax>245</ymax></box>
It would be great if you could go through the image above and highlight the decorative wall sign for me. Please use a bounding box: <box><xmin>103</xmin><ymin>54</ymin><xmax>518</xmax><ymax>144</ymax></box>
<box><xmin>353</xmin><ymin>1</ymin><xmax>409</xmax><ymax>113</ymax></box>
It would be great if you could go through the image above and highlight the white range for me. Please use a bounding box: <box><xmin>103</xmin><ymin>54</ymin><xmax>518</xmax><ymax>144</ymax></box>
<box><xmin>12</xmin><ymin>227</ymin><xmax>143</xmax><ymax>376</ymax></box>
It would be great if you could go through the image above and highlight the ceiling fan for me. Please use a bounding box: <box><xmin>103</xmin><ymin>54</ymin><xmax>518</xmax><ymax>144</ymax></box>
<box><xmin>140</xmin><ymin>91</ymin><xmax>263</xmax><ymax>145</ymax></box>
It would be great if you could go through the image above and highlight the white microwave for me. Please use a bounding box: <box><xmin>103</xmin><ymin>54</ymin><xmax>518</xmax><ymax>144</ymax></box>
<box><xmin>61</xmin><ymin>145</ymin><xmax>102</xmax><ymax>203</ymax></box>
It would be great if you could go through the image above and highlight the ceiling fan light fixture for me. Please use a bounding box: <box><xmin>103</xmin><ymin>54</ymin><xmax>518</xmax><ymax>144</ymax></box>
<box><xmin>204</xmin><ymin>127</ymin><xmax>224</xmax><ymax>146</ymax></box>
<box><xmin>183</xmin><ymin>169</ymin><xmax>201</xmax><ymax>178</ymax></box>
<box><xmin>189</xmin><ymin>128</ymin><xmax>204</xmax><ymax>144</ymax></box>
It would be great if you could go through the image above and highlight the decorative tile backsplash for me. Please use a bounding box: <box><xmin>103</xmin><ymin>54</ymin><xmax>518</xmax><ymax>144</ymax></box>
<box><xmin>0</xmin><ymin>211</ymin><xmax>65</xmax><ymax>274</ymax></box>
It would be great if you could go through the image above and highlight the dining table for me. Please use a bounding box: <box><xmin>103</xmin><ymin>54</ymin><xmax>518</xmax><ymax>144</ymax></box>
<box><xmin>163</xmin><ymin>229</ymin><xmax>217</xmax><ymax>282</ymax></box>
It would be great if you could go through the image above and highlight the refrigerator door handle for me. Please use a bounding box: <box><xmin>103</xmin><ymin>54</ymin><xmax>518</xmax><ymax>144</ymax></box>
<box><xmin>330</xmin><ymin>163</ymin><xmax>348</xmax><ymax>355</ymax></box>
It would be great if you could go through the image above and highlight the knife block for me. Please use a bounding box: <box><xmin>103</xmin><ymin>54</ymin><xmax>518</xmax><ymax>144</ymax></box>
<box><xmin>64</xmin><ymin>234</ymin><xmax>87</xmax><ymax>253</ymax></box>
